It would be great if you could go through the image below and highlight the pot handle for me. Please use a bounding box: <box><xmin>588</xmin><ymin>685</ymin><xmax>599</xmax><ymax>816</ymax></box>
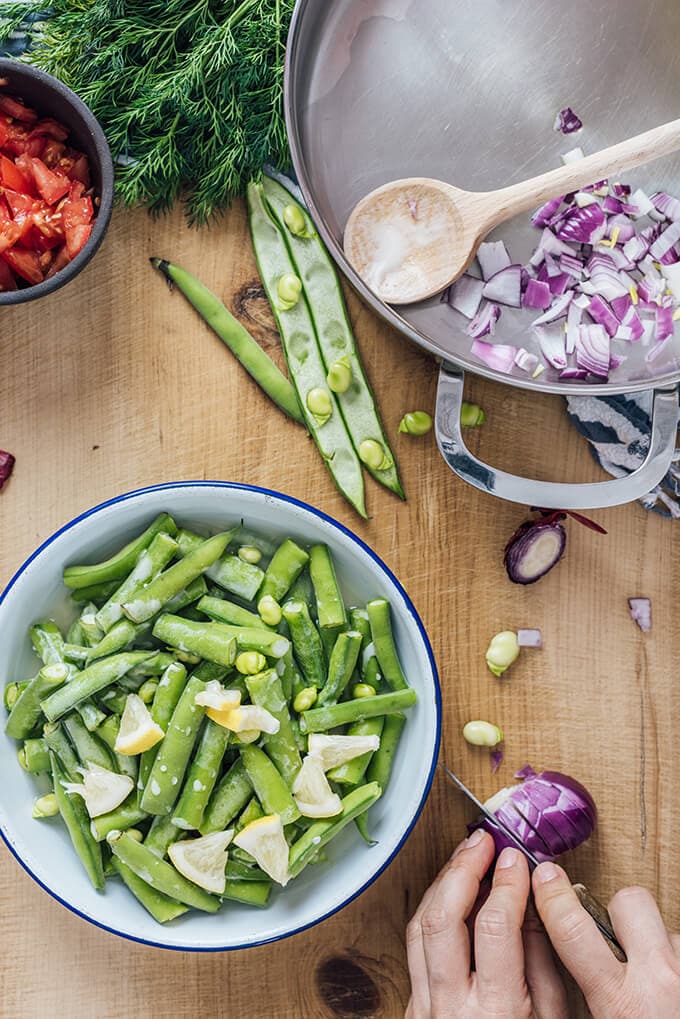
<box><xmin>435</xmin><ymin>362</ymin><xmax>679</xmax><ymax>510</ymax></box>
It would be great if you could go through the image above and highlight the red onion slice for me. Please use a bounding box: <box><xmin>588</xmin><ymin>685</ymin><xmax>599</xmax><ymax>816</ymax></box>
<box><xmin>576</xmin><ymin>324</ymin><xmax>610</xmax><ymax>377</ymax></box>
<box><xmin>553</xmin><ymin>107</ymin><xmax>583</xmax><ymax>134</ymax></box>
<box><xmin>0</xmin><ymin>450</ymin><xmax>14</xmax><ymax>491</ymax></box>
<box><xmin>628</xmin><ymin>597</ymin><xmax>651</xmax><ymax>632</ymax></box>
<box><xmin>517</xmin><ymin>628</ymin><xmax>542</xmax><ymax>648</ymax></box>
<box><xmin>523</xmin><ymin>279</ymin><xmax>552</xmax><ymax>310</ymax></box>
<box><xmin>482</xmin><ymin>264</ymin><xmax>522</xmax><ymax>308</ymax></box>
<box><xmin>471</xmin><ymin>338</ymin><xmax>517</xmax><ymax>373</ymax></box>
<box><xmin>477</xmin><ymin>241</ymin><xmax>511</xmax><ymax>281</ymax></box>
<box><xmin>466</xmin><ymin>302</ymin><xmax>501</xmax><ymax>338</ymax></box>
<box><xmin>448</xmin><ymin>275</ymin><xmax>484</xmax><ymax>319</ymax></box>
<box><xmin>535</xmin><ymin>324</ymin><xmax>567</xmax><ymax>369</ymax></box>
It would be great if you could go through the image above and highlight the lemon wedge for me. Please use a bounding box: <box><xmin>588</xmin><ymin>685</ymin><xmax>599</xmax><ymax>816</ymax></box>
<box><xmin>307</xmin><ymin>733</ymin><xmax>381</xmax><ymax>771</ymax></box>
<box><xmin>62</xmin><ymin>763</ymin><xmax>134</xmax><ymax>818</ymax></box>
<box><xmin>195</xmin><ymin>680</ymin><xmax>242</xmax><ymax>713</ymax></box>
<box><xmin>208</xmin><ymin>704</ymin><xmax>280</xmax><ymax>735</ymax></box>
<box><xmin>292</xmin><ymin>756</ymin><xmax>342</xmax><ymax>818</ymax></box>
<box><xmin>233</xmin><ymin>814</ymin><xmax>289</xmax><ymax>886</ymax></box>
<box><xmin>115</xmin><ymin>693</ymin><xmax>165</xmax><ymax>755</ymax></box>
<box><xmin>168</xmin><ymin>830</ymin><xmax>234</xmax><ymax>895</ymax></box>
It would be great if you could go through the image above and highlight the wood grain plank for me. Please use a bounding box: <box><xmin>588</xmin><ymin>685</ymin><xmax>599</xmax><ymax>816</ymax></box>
<box><xmin>1</xmin><ymin>202</ymin><xmax>678</xmax><ymax>1019</ymax></box>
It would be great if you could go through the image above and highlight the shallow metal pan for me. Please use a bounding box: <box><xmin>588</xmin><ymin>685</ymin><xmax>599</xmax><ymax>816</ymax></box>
<box><xmin>284</xmin><ymin>0</ymin><xmax>680</xmax><ymax>508</ymax></box>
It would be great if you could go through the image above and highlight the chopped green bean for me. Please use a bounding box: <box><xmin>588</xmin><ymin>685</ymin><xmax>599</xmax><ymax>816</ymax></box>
<box><xmin>317</xmin><ymin>631</ymin><xmax>363</xmax><ymax>706</ymax></box>
<box><xmin>366</xmin><ymin>713</ymin><xmax>406</xmax><ymax>789</ymax></box>
<box><xmin>152</xmin><ymin>615</ymin><xmax>239</xmax><ymax>667</ymax></box>
<box><xmin>95</xmin><ymin>531</ymin><xmax>179</xmax><ymax>632</ymax></box>
<box><xmin>140</xmin><ymin>675</ymin><xmax>207</xmax><ymax>816</ymax></box>
<box><xmin>96</xmin><ymin>715</ymin><xmax>138</xmax><ymax>782</ymax></box>
<box><xmin>282</xmin><ymin>600</ymin><xmax>325</xmax><ymax>688</ymax></box>
<box><xmin>172</xmin><ymin>719</ymin><xmax>230</xmax><ymax>831</ymax></box>
<box><xmin>41</xmin><ymin>652</ymin><xmax>154</xmax><ymax>723</ymax></box>
<box><xmin>63</xmin><ymin>513</ymin><xmax>178</xmax><ymax>589</ymax></box>
<box><xmin>258</xmin><ymin>539</ymin><xmax>309</xmax><ymax>603</ymax></box>
<box><xmin>111</xmin><ymin>857</ymin><xmax>188</xmax><ymax>924</ymax></box>
<box><xmin>288</xmin><ymin>783</ymin><xmax>382</xmax><ymax>878</ymax></box>
<box><xmin>29</xmin><ymin>620</ymin><xmax>66</xmax><ymax>666</ymax></box>
<box><xmin>51</xmin><ymin>752</ymin><xmax>105</xmax><ymax>889</ymax></box>
<box><xmin>4</xmin><ymin>680</ymin><xmax>28</xmax><ymax>712</ymax></box>
<box><xmin>143</xmin><ymin>814</ymin><xmax>180</xmax><ymax>858</ymax></box>
<box><xmin>6</xmin><ymin>663</ymin><xmax>69</xmax><ymax>739</ymax></box>
<box><xmin>107</xmin><ymin>831</ymin><xmax>219</xmax><ymax>912</ymax></box>
<box><xmin>177</xmin><ymin>529</ymin><xmax>264</xmax><ymax>602</ymax></box>
<box><xmin>239</xmin><ymin>744</ymin><xmax>299</xmax><ymax>826</ymax></box>
<box><xmin>197</xmin><ymin>595</ymin><xmax>271</xmax><ymax>631</ymax></box>
<box><xmin>301</xmin><ymin>687</ymin><xmax>417</xmax><ymax>733</ymax></box>
<box><xmin>70</xmin><ymin>580</ymin><xmax>119</xmax><ymax>605</ymax></box>
<box><xmin>222</xmin><ymin>879</ymin><xmax>271</xmax><ymax>907</ymax></box>
<box><xmin>199</xmin><ymin>758</ymin><xmax>253</xmax><ymax>835</ymax></box>
<box><xmin>366</xmin><ymin>599</ymin><xmax>408</xmax><ymax>691</ymax></box>
<box><xmin>309</xmin><ymin>545</ymin><xmax>347</xmax><ymax>630</ymax></box>
<box><xmin>246</xmin><ymin>669</ymin><xmax>302</xmax><ymax>787</ymax></box>
<box><xmin>137</xmin><ymin>660</ymin><xmax>187</xmax><ymax>800</ymax></box>
<box><xmin>43</xmin><ymin>722</ymin><xmax>80</xmax><ymax>779</ymax></box>
<box><xmin>63</xmin><ymin>713</ymin><xmax>116</xmax><ymax>771</ymax></box>
<box><xmin>18</xmin><ymin>737</ymin><xmax>50</xmax><ymax>773</ymax></box>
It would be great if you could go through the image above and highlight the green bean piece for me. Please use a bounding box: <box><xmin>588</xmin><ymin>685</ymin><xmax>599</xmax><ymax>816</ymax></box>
<box><xmin>66</xmin><ymin>619</ymin><xmax>85</xmax><ymax>645</ymax></box>
<box><xmin>126</xmin><ymin>652</ymin><xmax>176</xmax><ymax>679</ymax></box>
<box><xmin>77</xmin><ymin>607</ymin><xmax>105</xmax><ymax>647</ymax></box>
<box><xmin>288</xmin><ymin>783</ymin><xmax>382</xmax><ymax>878</ymax></box>
<box><xmin>199</xmin><ymin>758</ymin><xmax>253</xmax><ymax>835</ymax></box>
<box><xmin>140</xmin><ymin>676</ymin><xmax>207</xmax><ymax>816</ymax></box>
<box><xmin>152</xmin><ymin>615</ymin><xmax>238</xmax><ymax>667</ymax></box>
<box><xmin>239</xmin><ymin>745</ymin><xmax>300</xmax><ymax>826</ymax></box>
<box><xmin>50</xmin><ymin>752</ymin><xmax>105</xmax><ymax>890</ymax></box>
<box><xmin>143</xmin><ymin>814</ymin><xmax>180</xmax><ymax>858</ymax></box>
<box><xmin>30</xmin><ymin>620</ymin><xmax>66</xmax><ymax>665</ymax></box>
<box><xmin>107</xmin><ymin>831</ymin><xmax>220</xmax><ymax>912</ymax></box>
<box><xmin>96</xmin><ymin>715</ymin><xmax>138</xmax><ymax>782</ymax></box>
<box><xmin>63</xmin><ymin>713</ymin><xmax>116</xmax><ymax>771</ymax></box>
<box><xmin>366</xmin><ymin>599</ymin><xmax>408</xmax><ymax>691</ymax></box>
<box><xmin>111</xmin><ymin>857</ymin><xmax>188</xmax><ymax>924</ymax></box>
<box><xmin>301</xmin><ymin>687</ymin><xmax>416</xmax><ymax>733</ymax></box>
<box><xmin>138</xmin><ymin>661</ymin><xmax>187</xmax><ymax>800</ymax></box>
<box><xmin>349</xmin><ymin>607</ymin><xmax>371</xmax><ymax>654</ymax></box>
<box><xmin>366</xmin><ymin>712</ymin><xmax>406</xmax><ymax>789</ymax></box>
<box><xmin>70</xmin><ymin>580</ymin><xmax>119</xmax><ymax>605</ymax></box>
<box><xmin>19</xmin><ymin>737</ymin><xmax>50</xmax><ymax>773</ymax></box>
<box><xmin>43</xmin><ymin>722</ymin><xmax>80</xmax><ymax>779</ymax></box>
<box><xmin>155</xmin><ymin>612</ymin><xmax>287</xmax><ymax>662</ymax></box>
<box><xmin>262</xmin><ymin>175</ymin><xmax>404</xmax><ymax>500</ymax></box>
<box><xmin>63</xmin><ymin>513</ymin><xmax>178</xmax><ymax>589</ymax></box>
<box><xmin>97</xmin><ymin>686</ymin><xmax>129</xmax><ymax>715</ymax></box>
<box><xmin>41</xmin><ymin>652</ymin><xmax>154</xmax><ymax>723</ymax></box>
<box><xmin>282</xmin><ymin>600</ymin><xmax>325</xmax><ymax>688</ymax></box>
<box><xmin>308</xmin><ymin>545</ymin><xmax>346</xmax><ymax>631</ymax></box>
<box><xmin>176</xmin><ymin>529</ymin><xmax>264</xmax><ymax>603</ymax></box>
<box><xmin>4</xmin><ymin>680</ymin><xmax>28</xmax><ymax>712</ymax></box>
<box><xmin>225</xmin><ymin>858</ymin><xmax>268</xmax><ymax>882</ymax></box>
<box><xmin>258</xmin><ymin>539</ymin><xmax>309</xmax><ymax>603</ymax></box>
<box><xmin>32</xmin><ymin>792</ymin><xmax>59</xmax><ymax>818</ymax></box>
<box><xmin>95</xmin><ymin>531</ymin><xmax>179</xmax><ymax>632</ymax></box>
<box><xmin>189</xmin><ymin>661</ymin><xmax>230</xmax><ymax>683</ymax></box>
<box><xmin>90</xmin><ymin>796</ymin><xmax>149</xmax><ymax>842</ymax></box>
<box><xmin>76</xmin><ymin>699</ymin><xmax>107</xmax><ymax>732</ymax></box>
<box><xmin>151</xmin><ymin>258</ymin><xmax>304</xmax><ymax>424</ymax></box>
<box><xmin>5</xmin><ymin>663</ymin><xmax>69</xmax><ymax>739</ymax></box>
<box><xmin>237</xmin><ymin>796</ymin><xmax>265</xmax><ymax>829</ymax></box>
<box><xmin>279</xmin><ymin>648</ymin><xmax>304</xmax><ymax>703</ymax></box>
<box><xmin>63</xmin><ymin>644</ymin><xmax>90</xmax><ymax>664</ymax></box>
<box><xmin>327</xmin><ymin>717</ymin><xmax>385</xmax><ymax>785</ymax></box>
<box><xmin>245</xmin><ymin>669</ymin><xmax>302</xmax><ymax>787</ymax></box>
<box><xmin>317</xmin><ymin>631</ymin><xmax>363</xmax><ymax>707</ymax></box>
<box><xmin>287</xmin><ymin>570</ymin><xmax>317</xmax><ymax>618</ymax></box>
<box><xmin>196</xmin><ymin>595</ymin><xmax>272</xmax><ymax>632</ymax></box>
<box><xmin>248</xmin><ymin>181</ymin><xmax>367</xmax><ymax>518</ymax></box>
<box><xmin>123</xmin><ymin>532</ymin><xmax>234</xmax><ymax>624</ymax></box>
<box><xmin>222</xmin><ymin>879</ymin><xmax>272</xmax><ymax>908</ymax></box>
<box><xmin>172</xmin><ymin>719</ymin><xmax>230</xmax><ymax>831</ymax></box>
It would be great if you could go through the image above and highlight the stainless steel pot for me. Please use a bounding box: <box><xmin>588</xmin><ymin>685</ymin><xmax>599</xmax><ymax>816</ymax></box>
<box><xmin>284</xmin><ymin>0</ymin><xmax>680</xmax><ymax>508</ymax></box>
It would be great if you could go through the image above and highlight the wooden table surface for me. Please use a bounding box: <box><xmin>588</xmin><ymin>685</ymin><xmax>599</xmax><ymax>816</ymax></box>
<box><xmin>1</xmin><ymin>202</ymin><xmax>678</xmax><ymax>1019</ymax></box>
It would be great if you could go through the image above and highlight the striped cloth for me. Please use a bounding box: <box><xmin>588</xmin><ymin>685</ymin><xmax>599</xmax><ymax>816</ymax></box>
<box><xmin>567</xmin><ymin>394</ymin><xmax>680</xmax><ymax>517</ymax></box>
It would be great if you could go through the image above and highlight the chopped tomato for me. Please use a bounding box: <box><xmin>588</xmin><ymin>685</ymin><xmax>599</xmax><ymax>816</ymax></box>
<box><xmin>32</xmin><ymin>203</ymin><xmax>64</xmax><ymax>241</ymax></box>
<box><xmin>0</xmin><ymin>198</ymin><xmax>22</xmax><ymax>254</ymax></box>
<box><xmin>45</xmin><ymin>246</ymin><xmax>70</xmax><ymax>279</ymax></box>
<box><xmin>2</xmin><ymin>122</ymin><xmax>30</xmax><ymax>156</ymax></box>
<box><xmin>31</xmin><ymin>158</ymin><xmax>70</xmax><ymax>204</ymax></box>
<box><xmin>0</xmin><ymin>256</ymin><xmax>17</xmax><ymax>291</ymax></box>
<box><xmin>29</xmin><ymin>118</ymin><xmax>69</xmax><ymax>141</ymax></box>
<box><xmin>67</xmin><ymin>154</ymin><xmax>90</xmax><ymax>188</ymax></box>
<box><xmin>2</xmin><ymin>246</ymin><xmax>43</xmax><ymax>284</ymax></box>
<box><xmin>0</xmin><ymin>120</ymin><xmax>8</xmax><ymax>148</ymax></box>
<box><xmin>13</xmin><ymin>153</ymin><xmax>37</xmax><ymax>195</ymax></box>
<box><xmin>0</xmin><ymin>154</ymin><xmax>31</xmax><ymax>193</ymax></box>
<box><xmin>42</xmin><ymin>138</ymin><xmax>66</xmax><ymax>169</ymax></box>
<box><xmin>0</xmin><ymin>95</ymin><xmax>37</xmax><ymax>123</ymax></box>
<box><xmin>4</xmin><ymin>190</ymin><xmax>37</xmax><ymax>241</ymax></box>
<box><xmin>65</xmin><ymin>222</ymin><xmax>92</xmax><ymax>258</ymax></box>
<box><xmin>24</xmin><ymin>134</ymin><xmax>46</xmax><ymax>159</ymax></box>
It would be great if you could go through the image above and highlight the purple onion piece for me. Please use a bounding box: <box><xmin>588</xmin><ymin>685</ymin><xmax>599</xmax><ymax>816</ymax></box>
<box><xmin>0</xmin><ymin>450</ymin><xmax>15</xmax><ymax>491</ymax></box>
<box><xmin>650</xmin><ymin>220</ymin><xmax>680</xmax><ymax>260</ymax></box>
<box><xmin>514</xmin><ymin>348</ymin><xmax>540</xmax><ymax>374</ymax></box>
<box><xmin>651</xmin><ymin>191</ymin><xmax>680</xmax><ymax>221</ymax></box>
<box><xmin>553</xmin><ymin>107</ymin><xmax>583</xmax><ymax>134</ymax></box>
<box><xmin>535</xmin><ymin>323</ymin><xmax>567</xmax><ymax>369</ymax></box>
<box><xmin>477</xmin><ymin>241</ymin><xmax>511</xmax><ymax>281</ymax></box>
<box><xmin>523</xmin><ymin>279</ymin><xmax>552</xmax><ymax>310</ymax></box>
<box><xmin>628</xmin><ymin>597</ymin><xmax>651</xmax><ymax>632</ymax></box>
<box><xmin>491</xmin><ymin>749</ymin><xmax>504</xmax><ymax>774</ymax></box>
<box><xmin>531</xmin><ymin>292</ymin><xmax>572</xmax><ymax>326</ymax></box>
<box><xmin>448</xmin><ymin>274</ymin><xmax>484</xmax><ymax>319</ymax></box>
<box><xmin>587</xmin><ymin>295</ymin><xmax>620</xmax><ymax>337</ymax></box>
<box><xmin>470</xmin><ymin>338</ymin><xmax>517</xmax><ymax>374</ymax></box>
<box><xmin>532</xmin><ymin>197</ymin><xmax>563</xmax><ymax>228</ymax></box>
<box><xmin>514</xmin><ymin>764</ymin><xmax>538</xmax><ymax>781</ymax></box>
<box><xmin>576</xmin><ymin>324</ymin><xmax>610</xmax><ymax>377</ymax></box>
<box><xmin>517</xmin><ymin>628</ymin><xmax>542</xmax><ymax>648</ymax></box>
<box><xmin>466</xmin><ymin>302</ymin><xmax>501</xmax><ymax>339</ymax></box>
<box><xmin>482</xmin><ymin>264</ymin><xmax>522</xmax><ymax>308</ymax></box>
<box><xmin>504</xmin><ymin>518</ymin><xmax>567</xmax><ymax>585</ymax></box>
<box><xmin>555</xmin><ymin>203</ymin><xmax>605</xmax><ymax>244</ymax></box>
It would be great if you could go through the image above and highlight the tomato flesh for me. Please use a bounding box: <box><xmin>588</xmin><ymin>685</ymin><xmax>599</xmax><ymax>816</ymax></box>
<box><xmin>0</xmin><ymin>90</ymin><xmax>94</xmax><ymax>287</ymax></box>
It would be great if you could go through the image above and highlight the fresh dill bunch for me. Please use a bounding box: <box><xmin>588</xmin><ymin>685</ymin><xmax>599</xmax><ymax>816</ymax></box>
<box><xmin>0</xmin><ymin>0</ymin><xmax>294</xmax><ymax>223</ymax></box>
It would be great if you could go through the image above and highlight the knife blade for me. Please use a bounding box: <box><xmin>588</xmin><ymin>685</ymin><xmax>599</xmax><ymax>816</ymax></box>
<box><xmin>440</xmin><ymin>763</ymin><xmax>626</xmax><ymax>962</ymax></box>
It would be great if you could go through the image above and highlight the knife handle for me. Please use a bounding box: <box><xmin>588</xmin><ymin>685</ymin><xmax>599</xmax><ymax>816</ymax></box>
<box><xmin>572</xmin><ymin>883</ymin><xmax>627</xmax><ymax>963</ymax></box>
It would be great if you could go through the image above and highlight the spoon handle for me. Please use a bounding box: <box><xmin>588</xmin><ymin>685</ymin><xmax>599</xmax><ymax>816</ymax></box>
<box><xmin>485</xmin><ymin>117</ymin><xmax>680</xmax><ymax>224</ymax></box>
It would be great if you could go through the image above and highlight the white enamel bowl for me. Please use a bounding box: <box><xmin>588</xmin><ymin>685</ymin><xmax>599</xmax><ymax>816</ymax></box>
<box><xmin>0</xmin><ymin>482</ymin><xmax>441</xmax><ymax>951</ymax></box>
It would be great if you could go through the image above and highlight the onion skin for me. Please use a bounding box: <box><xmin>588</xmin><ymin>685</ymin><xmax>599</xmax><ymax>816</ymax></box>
<box><xmin>504</xmin><ymin>519</ymin><xmax>567</xmax><ymax>585</ymax></box>
<box><xmin>469</xmin><ymin>770</ymin><xmax>597</xmax><ymax>863</ymax></box>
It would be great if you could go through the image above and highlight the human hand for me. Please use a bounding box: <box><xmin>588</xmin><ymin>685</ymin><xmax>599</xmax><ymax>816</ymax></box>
<box><xmin>406</xmin><ymin>829</ymin><xmax>568</xmax><ymax>1017</ymax></box>
<box><xmin>532</xmin><ymin>861</ymin><xmax>680</xmax><ymax>1018</ymax></box>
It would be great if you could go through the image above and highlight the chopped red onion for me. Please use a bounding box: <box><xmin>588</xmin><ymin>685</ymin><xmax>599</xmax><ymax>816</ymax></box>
<box><xmin>477</xmin><ymin>241</ymin><xmax>511</xmax><ymax>281</ymax></box>
<box><xmin>517</xmin><ymin>628</ymin><xmax>542</xmax><ymax>648</ymax></box>
<box><xmin>655</xmin><ymin>303</ymin><xmax>674</xmax><ymax>342</ymax></box>
<box><xmin>535</xmin><ymin>324</ymin><xmax>567</xmax><ymax>369</ymax></box>
<box><xmin>514</xmin><ymin>347</ymin><xmax>540</xmax><ymax>373</ymax></box>
<box><xmin>514</xmin><ymin>764</ymin><xmax>537</xmax><ymax>781</ymax></box>
<box><xmin>532</xmin><ymin>197</ymin><xmax>563</xmax><ymax>228</ymax></box>
<box><xmin>651</xmin><ymin>191</ymin><xmax>680</xmax><ymax>222</ymax></box>
<box><xmin>650</xmin><ymin>220</ymin><xmax>680</xmax><ymax>260</ymax></box>
<box><xmin>606</xmin><ymin>213</ymin><xmax>635</xmax><ymax>243</ymax></box>
<box><xmin>630</xmin><ymin>188</ymin><xmax>654</xmax><ymax>216</ymax></box>
<box><xmin>491</xmin><ymin>749</ymin><xmax>504</xmax><ymax>774</ymax></box>
<box><xmin>448</xmin><ymin>274</ymin><xmax>484</xmax><ymax>319</ymax></box>
<box><xmin>587</xmin><ymin>295</ymin><xmax>619</xmax><ymax>337</ymax></box>
<box><xmin>587</xmin><ymin>254</ymin><xmax>631</xmax><ymax>300</ymax></box>
<box><xmin>618</xmin><ymin>306</ymin><xmax>644</xmax><ymax>342</ymax></box>
<box><xmin>482</xmin><ymin>264</ymin><xmax>522</xmax><ymax>308</ymax></box>
<box><xmin>628</xmin><ymin>597</ymin><xmax>651</xmax><ymax>632</ymax></box>
<box><xmin>566</xmin><ymin>300</ymin><xmax>583</xmax><ymax>353</ymax></box>
<box><xmin>466</xmin><ymin>302</ymin><xmax>501</xmax><ymax>338</ymax></box>
<box><xmin>576</xmin><ymin>324</ymin><xmax>610</xmax><ymax>377</ymax></box>
<box><xmin>471</xmin><ymin>338</ymin><xmax>517</xmax><ymax>373</ymax></box>
<box><xmin>646</xmin><ymin>336</ymin><xmax>674</xmax><ymax>362</ymax></box>
<box><xmin>661</xmin><ymin>262</ymin><xmax>680</xmax><ymax>300</ymax></box>
<box><xmin>531</xmin><ymin>292</ymin><xmax>572</xmax><ymax>326</ymax></box>
<box><xmin>0</xmin><ymin>450</ymin><xmax>14</xmax><ymax>491</ymax></box>
<box><xmin>559</xmin><ymin>368</ymin><xmax>588</xmax><ymax>379</ymax></box>
<box><xmin>553</xmin><ymin>107</ymin><xmax>583</xmax><ymax>134</ymax></box>
<box><xmin>555</xmin><ymin>204</ymin><xmax>606</xmax><ymax>245</ymax></box>
<box><xmin>523</xmin><ymin>279</ymin><xmax>552</xmax><ymax>310</ymax></box>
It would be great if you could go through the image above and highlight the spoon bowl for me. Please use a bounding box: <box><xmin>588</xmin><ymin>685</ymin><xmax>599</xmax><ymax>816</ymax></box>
<box><xmin>344</xmin><ymin>117</ymin><xmax>680</xmax><ymax>305</ymax></box>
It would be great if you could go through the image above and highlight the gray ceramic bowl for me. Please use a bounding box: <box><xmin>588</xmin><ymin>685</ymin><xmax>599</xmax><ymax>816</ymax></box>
<box><xmin>0</xmin><ymin>58</ymin><xmax>114</xmax><ymax>304</ymax></box>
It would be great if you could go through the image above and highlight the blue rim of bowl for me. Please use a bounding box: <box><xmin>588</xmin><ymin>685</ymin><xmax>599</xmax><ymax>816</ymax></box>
<box><xmin>0</xmin><ymin>480</ymin><xmax>442</xmax><ymax>952</ymax></box>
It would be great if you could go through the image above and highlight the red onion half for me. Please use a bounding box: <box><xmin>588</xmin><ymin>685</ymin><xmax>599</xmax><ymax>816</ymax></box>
<box><xmin>0</xmin><ymin>450</ymin><xmax>15</xmax><ymax>491</ymax></box>
<box><xmin>469</xmin><ymin>769</ymin><xmax>597</xmax><ymax>861</ymax></box>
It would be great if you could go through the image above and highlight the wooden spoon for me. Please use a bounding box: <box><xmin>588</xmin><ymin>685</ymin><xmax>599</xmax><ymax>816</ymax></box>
<box><xmin>343</xmin><ymin>119</ymin><xmax>680</xmax><ymax>305</ymax></box>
